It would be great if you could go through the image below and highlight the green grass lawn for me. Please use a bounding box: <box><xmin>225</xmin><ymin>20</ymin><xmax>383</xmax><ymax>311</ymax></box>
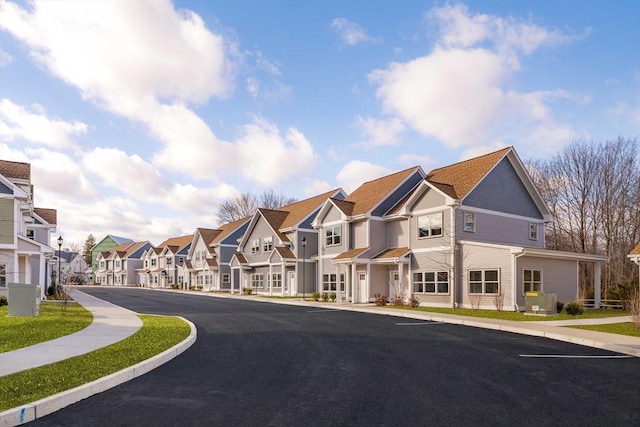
<box><xmin>568</xmin><ymin>322</ymin><xmax>640</xmax><ymax>337</ymax></box>
<box><xmin>0</xmin><ymin>314</ymin><xmax>191</xmax><ymax>412</ymax></box>
<box><xmin>382</xmin><ymin>304</ymin><xmax>631</xmax><ymax>321</ymax></box>
<box><xmin>0</xmin><ymin>302</ymin><xmax>93</xmax><ymax>353</ymax></box>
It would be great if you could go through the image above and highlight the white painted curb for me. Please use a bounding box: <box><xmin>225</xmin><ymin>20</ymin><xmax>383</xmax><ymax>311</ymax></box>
<box><xmin>0</xmin><ymin>317</ymin><xmax>196</xmax><ymax>426</ymax></box>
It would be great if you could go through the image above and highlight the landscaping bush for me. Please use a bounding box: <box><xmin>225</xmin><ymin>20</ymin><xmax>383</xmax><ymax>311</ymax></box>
<box><xmin>0</xmin><ymin>295</ymin><xmax>7</xmax><ymax>307</ymax></box>
<box><xmin>557</xmin><ymin>301</ymin><xmax>565</xmax><ymax>313</ymax></box>
<box><xmin>374</xmin><ymin>293</ymin><xmax>388</xmax><ymax>306</ymax></box>
<box><xmin>312</xmin><ymin>291</ymin><xmax>321</xmax><ymax>301</ymax></box>
<box><xmin>407</xmin><ymin>296</ymin><xmax>420</xmax><ymax>308</ymax></box>
<box><xmin>391</xmin><ymin>296</ymin><xmax>404</xmax><ymax>306</ymax></box>
<box><xmin>565</xmin><ymin>301</ymin><xmax>585</xmax><ymax>316</ymax></box>
<box><xmin>242</xmin><ymin>287</ymin><xmax>253</xmax><ymax>295</ymax></box>
<box><xmin>322</xmin><ymin>292</ymin><xmax>329</xmax><ymax>302</ymax></box>
<box><xmin>329</xmin><ymin>292</ymin><xmax>337</xmax><ymax>302</ymax></box>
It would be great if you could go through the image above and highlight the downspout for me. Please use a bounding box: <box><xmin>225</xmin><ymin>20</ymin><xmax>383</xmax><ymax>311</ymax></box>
<box><xmin>512</xmin><ymin>249</ymin><xmax>526</xmax><ymax>311</ymax></box>
<box><xmin>450</xmin><ymin>205</ymin><xmax>457</xmax><ymax>309</ymax></box>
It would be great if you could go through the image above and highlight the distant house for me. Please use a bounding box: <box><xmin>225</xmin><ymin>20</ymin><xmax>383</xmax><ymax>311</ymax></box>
<box><xmin>51</xmin><ymin>249</ymin><xmax>89</xmax><ymax>284</ymax></box>
<box><xmin>95</xmin><ymin>241</ymin><xmax>152</xmax><ymax>286</ymax></box>
<box><xmin>185</xmin><ymin>218</ymin><xmax>250</xmax><ymax>292</ymax></box>
<box><xmin>312</xmin><ymin>147</ymin><xmax>607</xmax><ymax>310</ymax></box>
<box><xmin>231</xmin><ymin>188</ymin><xmax>346</xmax><ymax>296</ymax></box>
<box><xmin>139</xmin><ymin>235</ymin><xmax>193</xmax><ymax>289</ymax></box>
<box><xmin>0</xmin><ymin>160</ymin><xmax>57</xmax><ymax>299</ymax></box>
<box><xmin>90</xmin><ymin>235</ymin><xmax>133</xmax><ymax>282</ymax></box>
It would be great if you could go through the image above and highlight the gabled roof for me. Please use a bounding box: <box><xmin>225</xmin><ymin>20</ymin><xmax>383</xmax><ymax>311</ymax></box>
<box><xmin>233</xmin><ymin>252</ymin><xmax>248</xmax><ymax>264</ymax></box>
<box><xmin>630</xmin><ymin>242</ymin><xmax>640</xmax><ymax>256</ymax></box>
<box><xmin>257</xmin><ymin>208</ymin><xmax>290</xmax><ymax>242</ymax></box>
<box><xmin>333</xmin><ymin>247</ymin><xmax>369</xmax><ymax>261</ymax></box>
<box><xmin>33</xmin><ymin>207</ymin><xmax>57</xmax><ymax>225</ymax></box>
<box><xmin>345</xmin><ymin>167</ymin><xmax>422</xmax><ymax>216</ymax></box>
<box><xmin>274</xmin><ymin>246</ymin><xmax>296</xmax><ymax>260</ymax></box>
<box><xmin>157</xmin><ymin>234</ymin><xmax>193</xmax><ymax>251</ymax></box>
<box><xmin>211</xmin><ymin>217</ymin><xmax>250</xmax><ymax>245</ymax></box>
<box><xmin>197</xmin><ymin>228</ymin><xmax>223</xmax><ymax>247</ymax></box>
<box><xmin>329</xmin><ymin>198</ymin><xmax>355</xmax><ymax>216</ymax></box>
<box><xmin>426</xmin><ymin>147</ymin><xmax>511</xmax><ymax>199</ymax></box>
<box><xmin>372</xmin><ymin>247</ymin><xmax>410</xmax><ymax>260</ymax></box>
<box><xmin>279</xmin><ymin>188</ymin><xmax>344</xmax><ymax>230</ymax></box>
<box><xmin>0</xmin><ymin>160</ymin><xmax>30</xmax><ymax>180</ymax></box>
<box><xmin>123</xmin><ymin>241</ymin><xmax>150</xmax><ymax>258</ymax></box>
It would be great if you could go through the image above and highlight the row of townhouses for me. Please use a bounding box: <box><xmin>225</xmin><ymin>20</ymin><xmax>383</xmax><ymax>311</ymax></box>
<box><xmin>88</xmin><ymin>147</ymin><xmax>617</xmax><ymax>310</ymax></box>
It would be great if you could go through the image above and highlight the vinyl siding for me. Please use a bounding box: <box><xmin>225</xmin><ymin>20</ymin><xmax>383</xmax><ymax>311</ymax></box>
<box><xmin>320</xmin><ymin>205</ymin><xmax>343</xmax><ymax>224</ymax></box>
<box><xmin>410</xmin><ymin>187</ymin><xmax>446</xmax><ymax>211</ymax></box>
<box><xmin>456</xmin><ymin>210</ymin><xmax>545</xmax><ymax>248</ymax></box>
<box><xmin>462</xmin><ymin>158</ymin><xmax>543</xmax><ymax>219</ymax></box>
<box><xmin>410</xmin><ymin>208</ymin><xmax>451</xmax><ymax>250</ymax></box>
<box><xmin>386</xmin><ymin>219</ymin><xmax>407</xmax><ymax>248</ymax></box>
<box><xmin>369</xmin><ymin>220</ymin><xmax>386</xmax><ymax>255</ymax></box>
<box><xmin>321</xmin><ymin>223</ymin><xmax>346</xmax><ymax>256</ymax></box>
<box><xmin>0</xmin><ymin>199</ymin><xmax>14</xmax><ymax>244</ymax></box>
<box><xmin>352</xmin><ymin>220</ymin><xmax>368</xmax><ymax>248</ymax></box>
<box><xmin>516</xmin><ymin>256</ymin><xmax>578</xmax><ymax>306</ymax></box>
<box><xmin>459</xmin><ymin>243</ymin><xmax>513</xmax><ymax>310</ymax></box>
<box><xmin>244</xmin><ymin>219</ymin><xmax>276</xmax><ymax>263</ymax></box>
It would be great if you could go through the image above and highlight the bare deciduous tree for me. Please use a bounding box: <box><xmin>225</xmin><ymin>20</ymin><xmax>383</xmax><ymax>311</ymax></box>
<box><xmin>215</xmin><ymin>190</ymin><xmax>298</xmax><ymax>223</ymax></box>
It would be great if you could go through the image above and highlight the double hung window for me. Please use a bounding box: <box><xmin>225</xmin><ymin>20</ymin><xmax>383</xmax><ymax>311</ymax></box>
<box><xmin>326</xmin><ymin>226</ymin><xmax>341</xmax><ymax>246</ymax></box>
<box><xmin>418</xmin><ymin>213</ymin><xmax>443</xmax><ymax>238</ymax></box>
<box><xmin>523</xmin><ymin>269</ymin><xmax>542</xmax><ymax>293</ymax></box>
<box><xmin>251</xmin><ymin>239</ymin><xmax>260</xmax><ymax>254</ymax></box>
<box><xmin>413</xmin><ymin>271</ymin><xmax>449</xmax><ymax>294</ymax></box>
<box><xmin>469</xmin><ymin>269</ymin><xmax>500</xmax><ymax>294</ymax></box>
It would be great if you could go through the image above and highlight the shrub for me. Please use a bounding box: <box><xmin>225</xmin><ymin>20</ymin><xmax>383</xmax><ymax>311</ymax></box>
<box><xmin>322</xmin><ymin>292</ymin><xmax>329</xmax><ymax>302</ymax></box>
<box><xmin>312</xmin><ymin>291</ymin><xmax>321</xmax><ymax>301</ymax></box>
<box><xmin>565</xmin><ymin>301</ymin><xmax>584</xmax><ymax>316</ymax></box>
<box><xmin>407</xmin><ymin>296</ymin><xmax>420</xmax><ymax>308</ymax></box>
<box><xmin>374</xmin><ymin>293</ymin><xmax>388</xmax><ymax>306</ymax></box>
<box><xmin>242</xmin><ymin>287</ymin><xmax>253</xmax><ymax>295</ymax></box>
<box><xmin>329</xmin><ymin>292</ymin><xmax>337</xmax><ymax>302</ymax></box>
<box><xmin>557</xmin><ymin>301</ymin><xmax>565</xmax><ymax>313</ymax></box>
<box><xmin>0</xmin><ymin>295</ymin><xmax>7</xmax><ymax>307</ymax></box>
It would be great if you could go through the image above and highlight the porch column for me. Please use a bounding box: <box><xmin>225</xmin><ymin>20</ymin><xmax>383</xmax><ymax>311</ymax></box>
<box><xmin>269</xmin><ymin>265</ymin><xmax>273</xmax><ymax>295</ymax></box>
<box><xmin>594</xmin><ymin>262</ymin><xmax>602</xmax><ymax>309</ymax></box>
<box><xmin>397</xmin><ymin>261</ymin><xmax>404</xmax><ymax>300</ymax></box>
<box><xmin>281</xmin><ymin>264</ymin><xmax>285</xmax><ymax>296</ymax></box>
<box><xmin>350</xmin><ymin>264</ymin><xmax>356</xmax><ymax>304</ymax></box>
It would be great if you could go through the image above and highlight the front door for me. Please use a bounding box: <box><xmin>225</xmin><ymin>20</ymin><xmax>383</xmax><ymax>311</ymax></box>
<box><xmin>287</xmin><ymin>271</ymin><xmax>295</xmax><ymax>296</ymax></box>
<box><xmin>389</xmin><ymin>271</ymin><xmax>399</xmax><ymax>299</ymax></box>
<box><xmin>358</xmin><ymin>273</ymin><xmax>366</xmax><ymax>303</ymax></box>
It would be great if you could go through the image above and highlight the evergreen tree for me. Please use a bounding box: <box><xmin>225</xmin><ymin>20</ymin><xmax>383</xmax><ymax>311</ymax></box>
<box><xmin>82</xmin><ymin>234</ymin><xmax>96</xmax><ymax>265</ymax></box>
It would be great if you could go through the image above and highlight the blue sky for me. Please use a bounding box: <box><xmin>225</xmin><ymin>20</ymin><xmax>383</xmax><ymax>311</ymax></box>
<box><xmin>1</xmin><ymin>0</ymin><xmax>638</xmax><ymax>248</ymax></box>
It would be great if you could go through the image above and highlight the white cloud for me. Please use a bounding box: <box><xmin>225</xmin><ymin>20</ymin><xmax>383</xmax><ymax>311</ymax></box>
<box><xmin>368</xmin><ymin>4</ymin><xmax>583</xmax><ymax>151</ymax></box>
<box><xmin>355</xmin><ymin>116</ymin><xmax>405</xmax><ymax>146</ymax></box>
<box><xmin>246</xmin><ymin>77</ymin><xmax>260</xmax><ymax>98</ymax></box>
<box><xmin>397</xmin><ymin>153</ymin><xmax>433</xmax><ymax>167</ymax></box>
<box><xmin>0</xmin><ymin>48</ymin><xmax>13</xmax><ymax>66</ymax></box>
<box><xmin>331</xmin><ymin>17</ymin><xmax>381</xmax><ymax>46</ymax></box>
<box><xmin>237</xmin><ymin>116</ymin><xmax>315</xmax><ymax>186</ymax></box>
<box><xmin>0</xmin><ymin>98</ymin><xmax>87</xmax><ymax>147</ymax></box>
<box><xmin>336</xmin><ymin>160</ymin><xmax>392</xmax><ymax>193</ymax></box>
<box><xmin>304</xmin><ymin>179</ymin><xmax>334</xmax><ymax>197</ymax></box>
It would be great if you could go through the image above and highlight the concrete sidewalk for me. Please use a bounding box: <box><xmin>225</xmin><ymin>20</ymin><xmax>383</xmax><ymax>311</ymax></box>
<box><xmin>0</xmin><ymin>289</ymin><xmax>143</xmax><ymax>377</ymax></box>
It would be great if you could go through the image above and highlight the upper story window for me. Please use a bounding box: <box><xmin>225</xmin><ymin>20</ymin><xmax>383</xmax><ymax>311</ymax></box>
<box><xmin>166</xmin><ymin>257</ymin><xmax>172</xmax><ymax>267</ymax></box>
<box><xmin>151</xmin><ymin>258</ymin><xmax>157</xmax><ymax>267</ymax></box>
<box><xmin>251</xmin><ymin>239</ymin><xmax>260</xmax><ymax>254</ymax></box>
<box><xmin>263</xmin><ymin>237</ymin><xmax>273</xmax><ymax>252</ymax></box>
<box><xmin>115</xmin><ymin>260</ymin><xmax>121</xmax><ymax>269</ymax></box>
<box><xmin>144</xmin><ymin>260</ymin><xmax>149</xmax><ymax>268</ymax></box>
<box><xmin>195</xmin><ymin>251</ymin><xmax>200</xmax><ymax>261</ymax></box>
<box><xmin>100</xmin><ymin>260</ymin><xmax>105</xmax><ymax>269</ymax></box>
<box><xmin>326</xmin><ymin>225</ymin><xmax>341</xmax><ymax>246</ymax></box>
<box><xmin>463</xmin><ymin>212</ymin><xmax>475</xmax><ymax>233</ymax></box>
<box><xmin>0</xmin><ymin>263</ymin><xmax>6</xmax><ymax>287</ymax></box>
<box><xmin>26</xmin><ymin>229</ymin><xmax>34</xmax><ymax>240</ymax></box>
<box><xmin>222</xmin><ymin>273</ymin><xmax>230</xmax><ymax>283</ymax></box>
<box><xmin>418</xmin><ymin>213</ymin><xmax>443</xmax><ymax>238</ymax></box>
<box><xmin>529</xmin><ymin>223</ymin><xmax>538</xmax><ymax>240</ymax></box>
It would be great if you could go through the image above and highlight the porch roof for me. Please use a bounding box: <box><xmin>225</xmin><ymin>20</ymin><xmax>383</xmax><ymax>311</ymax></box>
<box><xmin>518</xmin><ymin>247</ymin><xmax>608</xmax><ymax>262</ymax></box>
<box><xmin>333</xmin><ymin>247</ymin><xmax>369</xmax><ymax>263</ymax></box>
<box><xmin>372</xmin><ymin>247</ymin><xmax>410</xmax><ymax>263</ymax></box>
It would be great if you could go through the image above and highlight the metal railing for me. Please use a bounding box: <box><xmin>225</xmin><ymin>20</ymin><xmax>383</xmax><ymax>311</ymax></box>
<box><xmin>581</xmin><ymin>299</ymin><xmax>624</xmax><ymax>309</ymax></box>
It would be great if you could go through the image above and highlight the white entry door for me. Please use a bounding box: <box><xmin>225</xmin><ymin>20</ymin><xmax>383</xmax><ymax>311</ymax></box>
<box><xmin>358</xmin><ymin>273</ymin><xmax>367</xmax><ymax>303</ymax></box>
<box><xmin>389</xmin><ymin>271</ymin><xmax>399</xmax><ymax>299</ymax></box>
<box><xmin>287</xmin><ymin>271</ymin><xmax>295</xmax><ymax>296</ymax></box>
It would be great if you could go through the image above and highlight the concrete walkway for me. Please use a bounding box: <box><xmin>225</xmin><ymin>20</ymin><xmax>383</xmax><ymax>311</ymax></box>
<box><xmin>0</xmin><ymin>289</ymin><xmax>143</xmax><ymax>377</ymax></box>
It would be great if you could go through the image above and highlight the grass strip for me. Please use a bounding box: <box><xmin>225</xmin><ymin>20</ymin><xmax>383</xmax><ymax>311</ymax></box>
<box><xmin>0</xmin><ymin>303</ymin><xmax>93</xmax><ymax>353</ymax></box>
<box><xmin>381</xmin><ymin>305</ymin><xmax>631</xmax><ymax>321</ymax></box>
<box><xmin>568</xmin><ymin>322</ymin><xmax>640</xmax><ymax>337</ymax></box>
<box><xmin>0</xmin><ymin>314</ymin><xmax>190</xmax><ymax>412</ymax></box>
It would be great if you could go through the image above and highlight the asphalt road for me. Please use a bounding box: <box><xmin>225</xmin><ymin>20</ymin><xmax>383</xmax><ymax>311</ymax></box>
<box><xmin>30</xmin><ymin>288</ymin><xmax>640</xmax><ymax>427</ymax></box>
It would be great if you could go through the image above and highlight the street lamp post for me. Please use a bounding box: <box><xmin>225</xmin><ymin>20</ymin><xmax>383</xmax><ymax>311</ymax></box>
<box><xmin>301</xmin><ymin>237</ymin><xmax>306</xmax><ymax>301</ymax></box>
<box><xmin>57</xmin><ymin>235</ymin><xmax>63</xmax><ymax>295</ymax></box>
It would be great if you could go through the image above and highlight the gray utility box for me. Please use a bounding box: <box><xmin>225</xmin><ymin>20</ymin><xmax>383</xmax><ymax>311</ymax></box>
<box><xmin>525</xmin><ymin>291</ymin><xmax>557</xmax><ymax>315</ymax></box>
<box><xmin>8</xmin><ymin>283</ymin><xmax>41</xmax><ymax>316</ymax></box>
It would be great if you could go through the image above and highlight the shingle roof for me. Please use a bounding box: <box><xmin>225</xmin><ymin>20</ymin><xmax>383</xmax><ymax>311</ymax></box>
<box><xmin>279</xmin><ymin>189</ymin><xmax>342</xmax><ymax>229</ymax></box>
<box><xmin>123</xmin><ymin>241</ymin><xmax>149</xmax><ymax>258</ymax></box>
<box><xmin>233</xmin><ymin>252</ymin><xmax>248</xmax><ymax>264</ymax></box>
<box><xmin>211</xmin><ymin>217</ymin><xmax>249</xmax><ymax>245</ymax></box>
<box><xmin>426</xmin><ymin>147</ymin><xmax>511</xmax><ymax>199</ymax></box>
<box><xmin>274</xmin><ymin>246</ymin><xmax>296</xmax><ymax>260</ymax></box>
<box><xmin>346</xmin><ymin>167</ymin><xmax>420</xmax><ymax>216</ymax></box>
<box><xmin>158</xmin><ymin>234</ymin><xmax>193</xmax><ymax>251</ymax></box>
<box><xmin>108</xmin><ymin>235</ymin><xmax>134</xmax><ymax>245</ymax></box>
<box><xmin>0</xmin><ymin>160</ymin><xmax>30</xmax><ymax>180</ymax></box>
<box><xmin>257</xmin><ymin>208</ymin><xmax>291</xmax><ymax>241</ymax></box>
<box><xmin>330</xmin><ymin>198</ymin><xmax>355</xmax><ymax>216</ymax></box>
<box><xmin>33</xmin><ymin>207</ymin><xmax>57</xmax><ymax>225</ymax></box>
<box><xmin>373</xmin><ymin>247</ymin><xmax>410</xmax><ymax>260</ymax></box>
<box><xmin>333</xmin><ymin>247</ymin><xmax>369</xmax><ymax>261</ymax></box>
<box><xmin>630</xmin><ymin>242</ymin><xmax>640</xmax><ymax>255</ymax></box>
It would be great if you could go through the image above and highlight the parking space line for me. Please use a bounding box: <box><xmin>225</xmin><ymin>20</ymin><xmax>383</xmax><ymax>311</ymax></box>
<box><xmin>395</xmin><ymin>322</ymin><xmax>444</xmax><ymax>326</ymax></box>
<box><xmin>519</xmin><ymin>354</ymin><xmax>633</xmax><ymax>359</ymax></box>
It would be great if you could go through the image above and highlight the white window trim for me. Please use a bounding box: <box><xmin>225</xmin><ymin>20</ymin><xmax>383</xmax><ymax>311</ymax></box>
<box><xmin>463</xmin><ymin>211</ymin><xmax>475</xmax><ymax>233</ymax></box>
<box><xmin>523</xmin><ymin>268</ymin><xmax>543</xmax><ymax>294</ymax></box>
<box><xmin>529</xmin><ymin>222</ymin><xmax>539</xmax><ymax>241</ymax></box>
<box><xmin>326</xmin><ymin>225</ymin><xmax>341</xmax><ymax>247</ymax></box>
<box><xmin>250</xmin><ymin>239</ymin><xmax>260</xmax><ymax>255</ymax></box>
<box><xmin>417</xmin><ymin>212</ymin><xmax>443</xmax><ymax>239</ymax></box>
<box><xmin>412</xmin><ymin>271</ymin><xmax>449</xmax><ymax>295</ymax></box>
<box><xmin>468</xmin><ymin>269</ymin><xmax>500</xmax><ymax>295</ymax></box>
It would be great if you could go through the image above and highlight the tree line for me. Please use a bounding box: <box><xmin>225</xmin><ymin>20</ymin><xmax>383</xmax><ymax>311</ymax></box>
<box><xmin>527</xmin><ymin>138</ymin><xmax>639</xmax><ymax>299</ymax></box>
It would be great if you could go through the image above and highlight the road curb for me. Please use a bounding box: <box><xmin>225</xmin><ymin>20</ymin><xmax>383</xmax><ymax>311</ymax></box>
<box><xmin>0</xmin><ymin>317</ymin><xmax>197</xmax><ymax>426</ymax></box>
